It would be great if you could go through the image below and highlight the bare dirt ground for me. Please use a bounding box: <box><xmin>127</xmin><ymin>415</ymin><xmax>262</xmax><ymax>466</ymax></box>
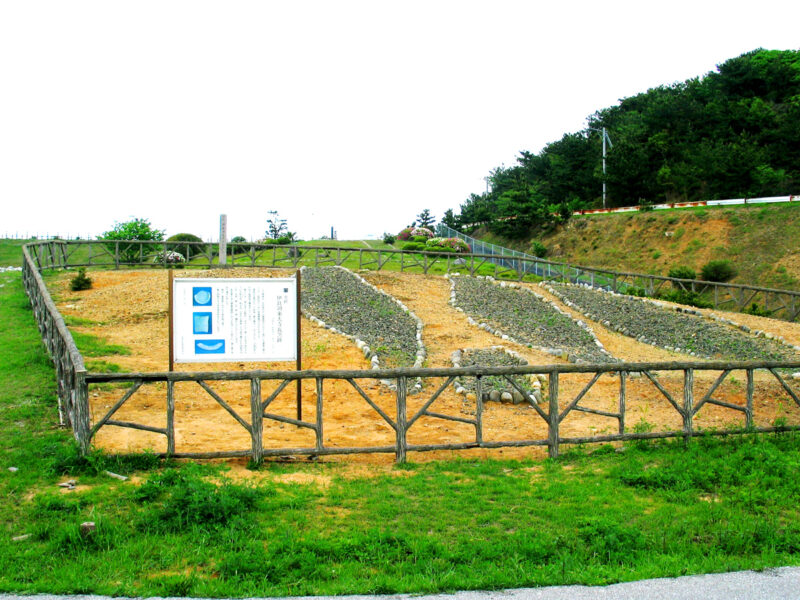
<box><xmin>51</xmin><ymin>268</ymin><xmax>800</xmax><ymax>465</ymax></box>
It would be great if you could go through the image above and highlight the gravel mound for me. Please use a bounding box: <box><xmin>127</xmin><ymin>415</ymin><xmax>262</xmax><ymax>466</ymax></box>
<box><xmin>450</xmin><ymin>275</ymin><xmax>614</xmax><ymax>364</ymax></box>
<box><xmin>301</xmin><ymin>267</ymin><xmax>421</xmax><ymax>368</ymax></box>
<box><xmin>548</xmin><ymin>282</ymin><xmax>798</xmax><ymax>362</ymax></box>
<box><xmin>451</xmin><ymin>347</ymin><xmax>543</xmax><ymax>403</ymax></box>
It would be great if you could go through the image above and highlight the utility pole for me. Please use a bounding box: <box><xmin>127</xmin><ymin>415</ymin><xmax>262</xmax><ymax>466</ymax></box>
<box><xmin>589</xmin><ymin>127</ymin><xmax>614</xmax><ymax>209</ymax></box>
<box><xmin>601</xmin><ymin>127</ymin><xmax>613</xmax><ymax>209</ymax></box>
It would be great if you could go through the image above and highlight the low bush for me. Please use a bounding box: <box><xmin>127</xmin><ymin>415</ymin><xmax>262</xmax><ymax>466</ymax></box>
<box><xmin>624</xmin><ymin>286</ymin><xmax>647</xmax><ymax>297</ymax></box>
<box><xmin>410</xmin><ymin>226</ymin><xmax>434</xmax><ymax>239</ymax></box>
<box><xmin>153</xmin><ymin>250</ymin><xmax>186</xmax><ymax>266</ymax></box>
<box><xmin>397</xmin><ymin>227</ymin><xmax>414</xmax><ymax>242</ymax></box>
<box><xmin>668</xmin><ymin>265</ymin><xmax>697</xmax><ymax>280</ymax></box>
<box><xmin>382</xmin><ymin>233</ymin><xmax>396</xmax><ymax>245</ymax></box>
<box><xmin>166</xmin><ymin>233</ymin><xmax>205</xmax><ymax>258</ymax></box>
<box><xmin>229</xmin><ymin>236</ymin><xmax>251</xmax><ymax>254</ymax></box>
<box><xmin>743</xmin><ymin>303</ymin><xmax>774</xmax><ymax>317</ymax></box>
<box><xmin>657</xmin><ymin>289</ymin><xmax>712</xmax><ymax>309</ymax></box>
<box><xmin>425</xmin><ymin>237</ymin><xmax>470</xmax><ymax>253</ymax></box>
<box><xmin>69</xmin><ymin>268</ymin><xmax>92</xmax><ymax>291</ymax></box>
<box><xmin>530</xmin><ymin>240</ymin><xmax>547</xmax><ymax>258</ymax></box>
<box><xmin>701</xmin><ymin>259</ymin><xmax>737</xmax><ymax>282</ymax></box>
<box><xmin>401</xmin><ymin>242</ymin><xmax>426</xmax><ymax>251</ymax></box>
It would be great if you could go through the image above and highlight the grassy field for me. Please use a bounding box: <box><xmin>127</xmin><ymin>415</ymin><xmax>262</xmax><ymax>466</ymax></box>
<box><xmin>2</xmin><ymin>268</ymin><xmax>800</xmax><ymax>596</ymax></box>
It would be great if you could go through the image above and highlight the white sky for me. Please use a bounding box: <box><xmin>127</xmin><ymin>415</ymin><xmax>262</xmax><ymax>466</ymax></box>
<box><xmin>1</xmin><ymin>1</ymin><xmax>798</xmax><ymax>241</ymax></box>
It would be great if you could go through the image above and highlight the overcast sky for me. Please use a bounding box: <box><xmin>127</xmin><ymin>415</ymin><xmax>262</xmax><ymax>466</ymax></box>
<box><xmin>1</xmin><ymin>1</ymin><xmax>798</xmax><ymax>241</ymax></box>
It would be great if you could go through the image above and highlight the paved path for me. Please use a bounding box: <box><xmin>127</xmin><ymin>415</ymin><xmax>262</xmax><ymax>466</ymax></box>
<box><xmin>3</xmin><ymin>567</ymin><xmax>800</xmax><ymax>600</ymax></box>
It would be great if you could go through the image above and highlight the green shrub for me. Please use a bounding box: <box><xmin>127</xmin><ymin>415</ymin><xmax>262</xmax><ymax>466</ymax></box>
<box><xmin>229</xmin><ymin>236</ymin><xmax>251</xmax><ymax>254</ymax></box>
<box><xmin>382</xmin><ymin>233</ymin><xmax>396</xmax><ymax>245</ymax></box>
<box><xmin>701</xmin><ymin>260</ymin><xmax>737</xmax><ymax>282</ymax></box>
<box><xmin>668</xmin><ymin>265</ymin><xmax>696</xmax><ymax>280</ymax></box>
<box><xmin>743</xmin><ymin>303</ymin><xmax>773</xmax><ymax>317</ymax></box>
<box><xmin>402</xmin><ymin>242</ymin><xmax>426</xmax><ymax>251</ymax></box>
<box><xmin>624</xmin><ymin>286</ymin><xmax>646</xmax><ymax>297</ymax></box>
<box><xmin>99</xmin><ymin>218</ymin><xmax>165</xmax><ymax>264</ymax></box>
<box><xmin>166</xmin><ymin>233</ymin><xmax>205</xmax><ymax>258</ymax></box>
<box><xmin>658</xmin><ymin>289</ymin><xmax>712</xmax><ymax>309</ymax></box>
<box><xmin>410</xmin><ymin>235</ymin><xmax>429</xmax><ymax>243</ymax></box>
<box><xmin>530</xmin><ymin>241</ymin><xmax>547</xmax><ymax>258</ymax></box>
<box><xmin>69</xmin><ymin>268</ymin><xmax>92</xmax><ymax>291</ymax></box>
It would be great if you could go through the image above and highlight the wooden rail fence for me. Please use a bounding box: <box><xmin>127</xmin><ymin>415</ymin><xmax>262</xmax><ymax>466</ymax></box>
<box><xmin>20</xmin><ymin>240</ymin><xmax>800</xmax><ymax>463</ymax></box>
<box><xmin>27</xmin><ymin>239</ymin><xmax>800</xmax><ymax>321</ymax></box>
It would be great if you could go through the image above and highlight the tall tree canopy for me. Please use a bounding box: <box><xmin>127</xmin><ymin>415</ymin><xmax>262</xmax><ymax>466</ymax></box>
<box><xmin>450</xmin><ymin>49</ymin><xmax>800</xmax><ymax>237</ymax></box>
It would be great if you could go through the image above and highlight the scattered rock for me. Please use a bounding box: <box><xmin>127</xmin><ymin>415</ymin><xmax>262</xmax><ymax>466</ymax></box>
<box><xmin>104</xmin><ymin>470</ymin><xmax>128</xmax><ymax>481</ymax></box>
<box><xmin>80</xmin><ymin>522</ymin><xmax>96</xmax><ymax>536</ymax></box>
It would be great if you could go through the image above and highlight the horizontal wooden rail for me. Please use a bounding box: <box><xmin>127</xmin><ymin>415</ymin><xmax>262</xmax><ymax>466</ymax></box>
<box><xmin>27</xmin><ymin>238</ymin><xmax>800</xmax><ymax>321</ymax></box>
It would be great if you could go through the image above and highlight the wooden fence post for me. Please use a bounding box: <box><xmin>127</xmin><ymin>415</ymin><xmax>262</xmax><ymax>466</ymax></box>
<box><xmin>166</xmin><ymin>380</ymin><xmax>175</xmax><ymax>455</ymax></box>
<box><xmin>683</xmin><ymin>369</ymin><xmax>694</xmax><ymax>445</ymax></box>
<box><xmin>250</xmin><ymin>378</ymin><xmax>263</xmax><ymax>464</ymax></box>
<box><xmin>315</xmin><ymin>377</ymin><xmax>324</xmax><ymax>452</ymax></box>
<box><xmin>548</xmin><ymin>372</ymin><xmax>559</xmax><ymax>458</ymax></box>
<box><xmin>618</xmin><ymin>371</ymin><xmax>627</xmax><ymax>434</ymax></box>
<box><xmin>746</xmin><ymin>369</ymin><xmax>754</xmax><ymax>429</ymax></box>
<box><xmin>475</xmin><ymin>375</ymin><xmax>483</xmax><ymax>445</ymax></box>
<box><xmin>74</xmin><ymin>371</ymin><xmax>91</xmax><ymax>455</ymax></box>
<box><xmin>395</xmin><ymin>376</ymin><xmax>408</xmax><ymax>463</ymax></box>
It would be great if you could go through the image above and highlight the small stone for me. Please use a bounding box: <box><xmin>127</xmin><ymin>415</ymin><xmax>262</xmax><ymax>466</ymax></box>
<box><xmin>12</xmin><ymin>534</ymin><xmax>31</xmax><ymax>542</ymax></box>
<box><xmin>792</xmin><ymin>373</ymin><xmax>800</xmax><ymax>381</ymax></box>
<box><xmin>488</xmin><ymin>390</ymin><xmax>501</xmax><ymax>402</ymax></box>
<box><xmin>80</xmin><ymin>522</ymin><xmax>96</xmax><ymax>536</ymax></box>
<box><xmin>8</xmin><ymin>467</ymin><xmax>18</xmax><ymax>473</ymax></box>
<box><xmin>512</xmin><ymin>390</ymin><xmax>524</xmax><ymax>404</ymax></box>
<box><xmin>500</xmin><ymin>392</ymin><xmax>513</xmax><ymax>403</ymax></box>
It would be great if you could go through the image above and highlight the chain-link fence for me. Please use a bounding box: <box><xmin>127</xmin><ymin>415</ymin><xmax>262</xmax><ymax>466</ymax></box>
<box><xmin>435</xmin><ymin>223</ymin><xmax>619</xmax><ymax>289</ymax></box>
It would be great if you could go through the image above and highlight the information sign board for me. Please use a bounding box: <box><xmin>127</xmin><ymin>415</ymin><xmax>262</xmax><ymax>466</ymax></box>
<box><xmin>172</xmin><ymin>277</ymin><xmax>297</xmax><ymax>363</ymax></box>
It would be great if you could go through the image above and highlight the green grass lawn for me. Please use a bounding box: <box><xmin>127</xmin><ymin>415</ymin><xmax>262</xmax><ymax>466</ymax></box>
<box><xmin>2</xmin><ymin>268</ymin><xmax>800</xmax><ymax>596</ymax></box>
<box><xmin>0</xmin><ymin>239</ymin><xmax>26</xmax><ymax>267</ymax></box>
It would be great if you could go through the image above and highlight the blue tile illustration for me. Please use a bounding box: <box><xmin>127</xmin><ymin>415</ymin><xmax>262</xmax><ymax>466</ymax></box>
<box><xmin>192</xmin><ymin>287</ymin><xmax>212</xmax><ymax>306</ymax></box>
<box><xmin>195</xmin><ymin>339</ymin><xmax>225</xmax><ymax>354</ymax></box>
<box><xmin>193</xmin><ymin>312</ymin><xmax>212</xmax><ymax>335</ymax></box>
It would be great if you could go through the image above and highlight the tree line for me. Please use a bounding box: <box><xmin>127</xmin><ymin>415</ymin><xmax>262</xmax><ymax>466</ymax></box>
<box><xmin>447</xmin><ymin>49</ymin><xmax>800</xmax><ymax>238</ymax></box>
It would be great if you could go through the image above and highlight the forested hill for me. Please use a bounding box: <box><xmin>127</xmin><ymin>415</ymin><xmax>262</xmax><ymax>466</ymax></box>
<box><xmin>448</xmin><ymin>49</ymin><xmax>800</xmax><ymax>239</ymax></box>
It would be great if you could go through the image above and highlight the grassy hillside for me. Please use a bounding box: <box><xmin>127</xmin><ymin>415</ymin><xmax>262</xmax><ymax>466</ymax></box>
<box><xmin>481</xmin><ymin>202</ymin><xmax>800</xmax><ymax>291</ymax></box>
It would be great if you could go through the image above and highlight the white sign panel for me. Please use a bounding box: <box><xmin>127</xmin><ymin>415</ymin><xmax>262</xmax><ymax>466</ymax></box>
<box><xmin>173</xmin><ymin>277</ymin><xmax>297</xmax><ymax>363</ymax></box>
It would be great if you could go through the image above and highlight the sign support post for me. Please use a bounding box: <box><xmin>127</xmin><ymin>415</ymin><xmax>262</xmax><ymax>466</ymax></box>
<box><xmin>296</xmin><ymin>269</ymin><xmax>302</xmax><ymax>420</ymax></box>
<box><xmin>168</xmin><ymin>269</ymin><xmax>174</xmax><ymax>372</ymax></box>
